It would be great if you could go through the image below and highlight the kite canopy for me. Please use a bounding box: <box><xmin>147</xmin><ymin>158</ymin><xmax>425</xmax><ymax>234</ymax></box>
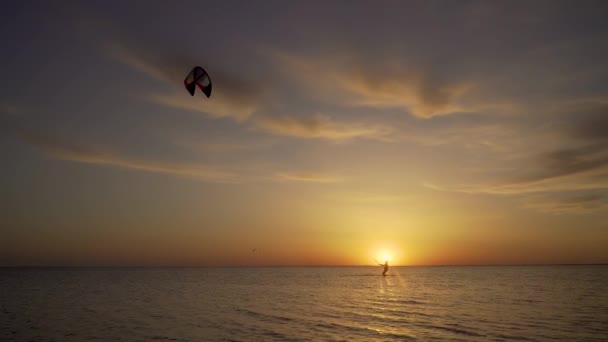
<box><xmin>184</xmin><ymin>66</ymin><xmax>212</xmax><ymax>97</ymax></box>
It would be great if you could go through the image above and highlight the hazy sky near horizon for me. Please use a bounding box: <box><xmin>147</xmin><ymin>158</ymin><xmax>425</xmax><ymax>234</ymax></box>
<box><xmin>1</xmin><ymin>1</ymin><xmax>607</xmax><ymax>266</ymax></box>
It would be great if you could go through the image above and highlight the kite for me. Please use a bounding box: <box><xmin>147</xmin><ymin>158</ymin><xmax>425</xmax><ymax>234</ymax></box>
<box><xmin>184</xmin><ymin>66</ymin><xmax>212</xmax><ymax>98</ymax></box>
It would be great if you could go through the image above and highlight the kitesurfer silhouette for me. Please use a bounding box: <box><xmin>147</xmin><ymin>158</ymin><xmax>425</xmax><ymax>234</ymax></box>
<box><xmin>379</xmin><ymin>261</ymin><xmax>388</xmax><ymax>276</ymax></box>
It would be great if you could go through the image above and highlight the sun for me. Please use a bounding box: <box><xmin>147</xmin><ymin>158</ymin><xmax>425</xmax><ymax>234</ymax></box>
<box><xmin>377</xmin><ymin>251</ymin><xmax>391</xmax><ymax>263</ymax></box>
<box><xmin>370</xmin><ymin>245</ymin><xmax>400</xmax><ymax>265</ymax></box>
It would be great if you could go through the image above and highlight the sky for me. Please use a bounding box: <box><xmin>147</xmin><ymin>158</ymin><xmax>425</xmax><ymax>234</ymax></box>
<box><xmin>1</xmin><ymin>1</ymin><xmax>607</xmax><ymax>266</ymax></box>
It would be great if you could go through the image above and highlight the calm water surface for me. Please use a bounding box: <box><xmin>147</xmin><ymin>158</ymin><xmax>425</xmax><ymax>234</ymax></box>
<box><xmin>1</xmin><ymin>266</ymin><xmax>607</xmax><ymax>341</ymax></box>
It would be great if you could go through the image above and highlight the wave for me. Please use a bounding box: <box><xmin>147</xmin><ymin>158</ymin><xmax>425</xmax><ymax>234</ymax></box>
<box><xmin>421</xmin><ymin>324</ymin><xmax>484</xmax><ymax>337</ymax></box>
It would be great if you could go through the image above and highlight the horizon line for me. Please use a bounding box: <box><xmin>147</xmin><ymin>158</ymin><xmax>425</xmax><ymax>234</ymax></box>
<box><xmin>1</xmin><ymin>263</ymin><xmax>607</xmax><ymax>268</ymax></box>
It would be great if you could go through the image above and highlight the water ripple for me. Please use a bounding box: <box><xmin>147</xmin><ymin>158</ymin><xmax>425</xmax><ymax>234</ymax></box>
<box><xmin>1</xmin><ymin>266</ymin><xmax>606</xmax><ymax>341</ymax></box>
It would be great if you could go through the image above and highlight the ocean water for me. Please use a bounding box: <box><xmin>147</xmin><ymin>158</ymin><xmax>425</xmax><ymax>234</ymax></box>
<box><xmin>1</xmin><ymin>266</ymin><xmax>607</xmax><ymax>341</ymax></box>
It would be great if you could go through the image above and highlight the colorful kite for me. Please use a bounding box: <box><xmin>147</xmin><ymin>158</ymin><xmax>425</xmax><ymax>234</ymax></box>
<box><xmin>184</xmin><ymin>66</ymin><xmax>212</xmax><ymax>98</ymax></box>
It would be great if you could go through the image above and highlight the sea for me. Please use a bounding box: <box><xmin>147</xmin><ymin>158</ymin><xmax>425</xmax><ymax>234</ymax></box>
<box><xmin>1</xmin><ymin>266</ymin><xmax>607</xmax><ymax>341</ymax></box>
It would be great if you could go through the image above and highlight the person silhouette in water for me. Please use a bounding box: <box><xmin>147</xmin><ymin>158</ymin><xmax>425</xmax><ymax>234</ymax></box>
<box><xmin>379</xmin><ymin>261</ymin><xmax>388</xmax><ymax>276</ymax></box>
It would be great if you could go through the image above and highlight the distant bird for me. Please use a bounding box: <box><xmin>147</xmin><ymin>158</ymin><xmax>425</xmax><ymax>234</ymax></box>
<box><xmin>252</xmin><ymin>248</ymin><xmax>257</xmax><ymax>253</ymax></box>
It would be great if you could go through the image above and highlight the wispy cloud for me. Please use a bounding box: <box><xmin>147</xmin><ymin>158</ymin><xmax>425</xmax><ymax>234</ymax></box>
<box><xmin>522</xmin><ymin>193</ymin><xmax>608</xmax><ymax>215</ymax></box>
<box><xmin>252</xmin><ymin>113</ymin><xmax>393</xmax><ymax>141</ymax></box>
<box><xmin>108</xmin><ymin>43</ymin><xmax>396</xmax><ymax>142</ymax></box>
<box><xmin>108</xmin><ymin>43</ymin><xmax>261</xmax><ymax>122</ymax></box>
<box><xmin>18</xmin><ymin>130</ymin><xmax>351</xmax><ymax>186</ymax></box>
<box><xmin>172</xmin><ymin>136</ymin><xmax>276</xmax><ymax>153</ymax></box>
<box><xmin>107</xmin><ymin>43</ymin><xmax>179</xmax><ymax>85</ymax></box>
<box><xmin>274</xmin><ymin>52</ymin><xmax>487</xmax><ymax>119</ymax></box>
<box><xmin>326</xmin><ymin>191</ymin><xmax>404</xmax><ymax>204</ymax></box>
<box><xmin>276</xmin><ymin>172</ymin><xmax>344</xmax><ymax>183</ymax></box>
<box><xmin>20</xmin><ymin>132</ymin><xmax>240</xmax><ymax>183</ymax></box>
<box><xmin>424</xmin><ymin>99</ymin><xmax>608</xmax><ymax>214</ymax></box>
<box><xmin>567</xmin><ymin>102</ymin><xmax>608</xmax><ymax>143</ymax></box>
<box><xmin>520</xmin><ymin>144</ymin><xmax>608</xmax><ymax>183</ymax></box>
<box><xmin>426</xmin><ymin>169</ymin><xmax>608</xmax><ymax>195</ymax></box>
<box><xmin>424</xmin><ymin>142</ymin><xmax>608</xmax><ymax>196</ymax></box>
<box><xmin>150</xmin><ymin>93</ymin><xmax>256</xmax><ymax>122</ymax></box>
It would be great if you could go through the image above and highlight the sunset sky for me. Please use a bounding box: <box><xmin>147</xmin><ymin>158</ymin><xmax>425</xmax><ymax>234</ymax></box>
<box><xmin>1</xmin><ymin>1</ymin><xmax>607</xmax><ymax>266</ymax></box>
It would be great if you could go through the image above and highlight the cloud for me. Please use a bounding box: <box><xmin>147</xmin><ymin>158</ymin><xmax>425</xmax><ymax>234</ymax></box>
<box><xmin>150</xmin><ymin>93</ymin><xmax>256</xmax><ymax>122</ymax></box>
<box><xmin>108</xmin><ymin>43</ymin><xmax>396</xmax><ymax>142</ymax></box>
<box><xmin>424</xmin><ymin>100</ymin><xmax>608</xmax><ymax>207</ymax></box>
<box><xmin>522</xmin><ymin>193</ymin><xmax>608</xmax><ymax>215</ymax></box>
<box><xmin>426</xmin><ymin>170</ymin><xmax>608</xmax><ymax>215</ymax></box>
<box><xmin>252</xmin><ymin>113</ymin><xmax>393</xmax><ymax>141</ymax></box>
<box><xmin>568</xmin><ymin>103</ymin><xmax>608</xmax><ymax>143</ymax></box>
<box><xmin>491</xmin><ymin>104</ymin><xmax>608</xmax><ymax>195</ymax></box>
<box><xmin>20</xmin><ymin>132</ymin><xmax>240</xmax><ymax>183</ymax></box>
<box><xmin>273</xmin><ymin>52</ymin><xmax>486</xmax><ymax>119</ymax></box>
<box><xmin>107</xmin><ymin>43</ymin><xmax>180</xmax><ymax>85</ymax></box>
<box><xmin>425</xmin><ymin>156</ymin><xmax>608</xmax><ymax>196</ymax></box>
<box><xmin>108</xmin><ymin>43</ymin><xmax>261</xmax><ymax>122</ymax></box>
<box><xmin>392</xmin><ymin>116</ymin><xmax>521</xmax><ymax>149</ymax></box>
<box><xmin>18</xmin><ymin>130</ymin><xmax>350</xmax><ymax>186</ymax></box>
<box><xmin>173</xmin><ymin>136</ymin><xmax>276</xmax><ymax>153</ymax></box>
<box><xmin>276</xmin><ymin>172</ymin><xmax>344</xmax><ymax>183</ymax></box>
<box><xmin>526</xmin><ymin>144</ymin><xmax>608</xmax><ymax>182</ymax></box>
<box><xmin>423</xmin><ymin>141</ymin><xmax>608</xmax><ymax>213</ymax></box>
<box><xmin>327</xmin><ymin>191</ymin><xmax>404</xmax><ymax>204</ymax></box>
<box><xmin>271</xmin><ymin>32</ymin><xmax>608</xmax><ymax>121</ymax></box>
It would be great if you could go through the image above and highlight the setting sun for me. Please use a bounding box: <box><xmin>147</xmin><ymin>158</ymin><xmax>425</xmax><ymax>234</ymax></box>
<box><xmin>378</xmin><ymin>251</ymin><xmax>391</xmax><ymax>263</ymax></box>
